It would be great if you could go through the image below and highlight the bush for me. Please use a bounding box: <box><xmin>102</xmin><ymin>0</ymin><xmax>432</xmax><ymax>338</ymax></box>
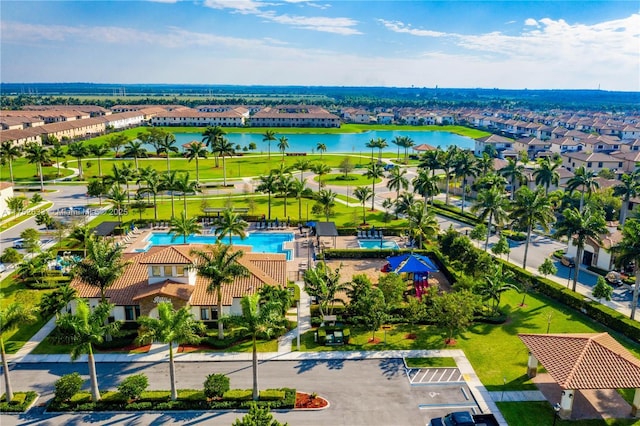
<box><xmin>0</xmin><ymin>247</ymin><xmax>23</xmax><ymax>264</ymax></box>
<box><xmin>0</xmin><ymin>392</ymin><xmax>38</xmax><ymax>412</ymax></box>
<box><xmin>203</xmin><ymin>374</ymin><xmax>230</xmax><ymax>399</ymax></box>
<box><xmin>223</xmin><ymin>389</ymin><xmax>253</xmax><ymax>401</ymax></box>
<box><xmin>258</xmin><ymin>389</ymin><xmax>285</xmax><ymax>401</ymax></box>
<box><xmin>118</xmin><ymin>374</ymin><xmax>148</xmax><ymax>401</ymax></box>
<box><xmin>54</xmin><ymin>373</ymin><xmax>84</xmax><ymax>402</ymax></box>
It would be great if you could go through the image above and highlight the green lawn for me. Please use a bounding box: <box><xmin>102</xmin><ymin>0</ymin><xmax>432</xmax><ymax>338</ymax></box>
<box><xmin>0</xmin><ymin>159</ymin><xmax>74</xmax><ymax>183</ymax></box>
<box><xmin>298</xmin><ymin>290</ymin><xmax>640</xmax><ymax>391</ymax></box>
<box><xmin>316</xmin><ymin>173</ymin><xmax>382</xmax><ymax>187</ymax></box>
<box><xmin>497</xmin><ymin>401</ymin><xmax>640</xmax><ymax>426</ymax></box>
<box><xmin>0</xmin><ymin>273</ymin><xmax>54</xmax><ymax>353</ymax></box>
<box><xmin>0</xmin><ymin>201</ymin><xmax>53</xmax><ymax>232</ymax></box>
<box><xmin>405</xmin><ymin>357</ymin><xmax>457</xmax><ymax>368</ymax></box>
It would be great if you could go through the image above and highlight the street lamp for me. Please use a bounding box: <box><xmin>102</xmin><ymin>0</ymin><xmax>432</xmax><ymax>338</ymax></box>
<box><xmin>552</xmin><ymin>402</ymin><xmax>561</xmax><ymax>426</ymax></box>
<box><xmin>567</xmin><ymin>265</ymin><xmax>574</xmax><ymax>288</ymax></box>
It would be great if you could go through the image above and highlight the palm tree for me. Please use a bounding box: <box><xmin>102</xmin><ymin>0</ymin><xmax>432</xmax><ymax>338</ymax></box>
<box><xmin>138</xmin><ymin>169</ymin><xmax>161</xmax><ymax>221</ymax></box>
<box><xmin>316</xmin><ymin>142</ymin><xmax>327</xmax><ymax>159</ymax></box>
<box><xmin>293</xmin><ymin>158</ymin><xmax>311</xmax><ymax>183</ymax></box>
<box><xmin>567</xmin><ymin>166</ymin><xmax>599</xmax><ymax>212</ymax></box>
<box><xmin>303</xmin><ymin>262</ymin><xmax>344</xmax><ymax>317</ymax></box>
<box><xmin>310</xmin><ymin>163</ymin><xmax>331</xmax><ymax>191</ymax></box>
<box><xmin>440</xmin><ymin>145</ymin><xmax>459</xmax><ymax>205</ymax></box>
<box><xmin>471</xmin><ymin>186</ymin><xmax>510</xmax><ymax>251</ymax></box>
<box><xmin>262</xmin><ymin>130</ymin><xmax>276</xmax><ymax>161</ymax></box>
<box><xmin>0</xmin><ymin>303</ymin><xmax>36</xmax><ymax>401</ymax></box>
<box><xmin>49</xmin><ymin>143</ymin><xmax>65</xmax><ymax>178</ymax></box>
<box><xmin>533</xmin><ymin>156</ymin><xmax>561</xmax><ymax>194</ymax></box>
<box><xmin>407</xmin><ymin>200</ymin><xmax>439</xmax><ymax>249</ymax></box>
<box><xmin>373</xmin><ymin>138</ymin><xmax>387</xmax><ymax>162</ymax></box>
<box><xmin>173</xmin><ymin>172</ymin><xmax>199</xmax><ymax>215</ymax></box>
<box><xmin>364</xmin><ymin>162</ymin><xmax>385</xmax><ymax>211</ymax></box>
<box><xmin>412</xmin><ymin>170</ymin><xmax>440</xmax><ymax>206</ymax></box>
<box><xmin>160</xmin><ymin>170</ymin><xmax>179</xmax><ymax>219</ymax></box>
<box><xmin>612</xmin><ymin>219</ymin><xmax>640</xmax><ymax>320</ymax></box>
<box><xmin>1</xmin><ymin>141</ymin><xmax>23</xmax><ymax>183</ymax></box>
<box><xmin>122</xmin><ymin>140</ymin><xmax>148</xmax><ymax>171</ymax></box>
<box><xmin>89</xmin><ymin>143</ymin><xmax>110</xmax><ymax>178</ymax></box>
<box><xmin>58</xmin><ymin>300</ymin><xmax>120</xmax><ymax>401</ymax></box>
<box><xmin>453</xmin><ymin>151</ymin><xmax>480</xmax><ymax>213</ymax></box>
<box><xmin>106</xmin><ymin>183</ymin><xmax>127</xmax><ymax>224</ymax></box>
<box><xmin>395</xmin><ymin>191</ymin><xmax>416</xmax><ymax>217</ymax></box>
<box><xmin>214</xmin><ymin>137</ymin><xmax>235</xmax><ymax>187</ymax></box>
<box><xmin>69</xmin><ymin>224</ymin><xmax>92</xmax><ymax>257</ymax></box>
<box><xmin>418</xmin><ymin>149</ymin><xmax>442</xmax><ymax>178</ymax></box>
<box><xmin>256</xmin><ymin>172</ymin><xmax>279</xmax><ymax>221</ymax></box>
<box><xmin>156</xmin><ymin>134</ymin><xmax>179</xmax><ymax>172</ymax></box>
<box><xmin>314</xmin><ymin>189</ymin><xmax>337</xmax><ymax>222</ymax></box>
<box><xmin>365</xmin><ymin>139</ymin><xmax>378</xmax><ymax>161</ymax></box>
<box><xmin>202</xmin><ymin>126</ymin><xmax>226</xmax><ymax>167</ymax></box>
<box><xmin>476</xmin><ymin>152</ymin><xmax>495</xmax><ymax>175</ymax></box>
<box><xmin>554</xmin><ymin>206</ymin><xmax>607</xmax><ymax>292</ymax></box>
<box><xmin>169</xmin><ymin>211</ymin><xmax>201</xmax><ymax>244</ymax></box>
<box><xmin>213</xmin><ymin>208</ymin><xmax>248</xmax><ymax>245</ymax></box>
<box><xmin>393</xmin><ymin>135</ymin><xmax>415</xmax><ymax>164</ymax></box>
<box><xmin>354</xmin><ymin>186</ymin><xmax>373</xmax><ymax>225</ymax></box>
<box><xmin>509</xmin><ymin>186</ymin><xmax>556</xmax><ymax>269</ymax></box>
<box><xmin>228</xmin><ymin>294</ymin><xmax>285</xmax><ymax>401</ymax></box>
<box><xmin>107</xmin><ymin>162</ymin><xmax>135</xmax><ymax>203</ymax></box>
<box><xmin>191</xmin><ymin>244</ymin><xmax>250</xmax><ymax>340</ymax></box>
<box><xmin>24</xmin><ymin>142</ymin><xmax>51</xmax><ymax>191</ymax></box>
<box><xmin>277</xmin><ymin>173</ymin><xmax>296</xmax><ymax>218</ymax></box>
<box><xmin>185</xmin><ymin>141</ymin><xmax>208</xmax><ymax>184</ymax></box>
<box><xmin>476</xmin><ymin>263</ymin><xmax>519</xmax><ymax>314</ymax></box>
<box><xmin>67</xmin><ymin>141</ymin><xmax>89</xmax><ymax>180</ymax></box>
<box><xmin>386</xmin><ymin>166</ymin><xmax>408</xmax><ymax>218</ymax></box>
<box><xmin>136</xmin><ymin>302</ymin><xmax>205</xmax><ymax>401</ymax></box>
<box><xmin>613</xmin><ymin>171</ymin><xmax>639</xmax><ymax>225</ymax></box>
<box><xmin>75</xmin><ymin>236</ymin><xmax>129</xmax><ymax>302</ymax></box>
<box><xmin>500</xmin><ymin>157</ymin><xmax>527</xmax><ymax>200</ymax></box>
<box><xmin>278</xmin><ymin>136</ymin><xmax>289</xmax><ymax>160</ymax></box>
<box><xmin>290</xmin><ymin>179</ymin><xmax>307</xmax><ymax>223</ymax></box>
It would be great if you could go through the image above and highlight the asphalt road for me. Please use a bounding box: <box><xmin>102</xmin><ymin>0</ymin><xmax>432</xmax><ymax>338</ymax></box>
<box><xmin>2</xmin><ymin>359</ymin><xmax>469</xmax><ymax>426</ymax></box>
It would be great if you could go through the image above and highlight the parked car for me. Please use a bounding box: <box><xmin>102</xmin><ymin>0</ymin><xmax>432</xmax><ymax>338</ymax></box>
<box><xmin>561</xmin><ymin>255</ymin><xmax>576</xmax><ymax>267</ymax></box>
<box><xmin>430</xmin><ymin>411</ymin><xmax>499</xmax><ymax>426</ymax></box>
<box><xmin>13</xmin><ymin>238</ymin><xmax>25</xmax><ymax>249</ymax></box>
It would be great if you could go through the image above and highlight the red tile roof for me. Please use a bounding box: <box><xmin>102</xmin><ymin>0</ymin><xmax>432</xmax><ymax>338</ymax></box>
<box><xmin>71</xmin><ymin>244</ymin><xmax>287</xmax><ymax>307</ymax></box>
<box><xmin>519</xmin><ymin>333</ymin><xmax>640</xmax><ymax>389</ymax></box>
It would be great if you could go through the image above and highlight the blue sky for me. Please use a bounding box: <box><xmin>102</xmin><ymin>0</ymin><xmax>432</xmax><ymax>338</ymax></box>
<box><xmin>1</xmin><ymin>1</ymin><xmax>638</xmax><ymax>91</ymax></box>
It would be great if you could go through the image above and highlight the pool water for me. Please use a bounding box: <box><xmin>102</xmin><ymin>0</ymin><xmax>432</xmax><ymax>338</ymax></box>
<box><xmin>144</xmin><ymin>232</ymin><xmax>294</xmax><ymax>259</ymax></box>
<box><xmin>358</xmin><ymin>240</ymin><xmax>399</xmax><ymax>250</ymax></box>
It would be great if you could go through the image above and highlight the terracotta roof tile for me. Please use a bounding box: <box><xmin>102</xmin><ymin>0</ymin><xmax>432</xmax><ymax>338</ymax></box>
<box><xmin>519</xmin><ymin>333</ymin><xmax>640</xmax><ymax>389</ymax></box>
<box><xmin>139</xmin><ymin>246</ymin><xmax>193</xmax><ymax>264</ymax></box>
<box><xmin>132</xmin><ymin>280</ymin><xmax>195</xmax><ymax>301</ymax></box>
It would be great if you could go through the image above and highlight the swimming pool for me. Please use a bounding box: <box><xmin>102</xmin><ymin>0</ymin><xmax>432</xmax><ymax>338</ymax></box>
<box><xmin>142</xmin><ymin>232</ymin><xmax>294</xmax><ymax>259</ymax></box>
<box><xmin>358</xmin><ymin>240</ymin><xmax>399</xmax><ymax>250</ymax></box>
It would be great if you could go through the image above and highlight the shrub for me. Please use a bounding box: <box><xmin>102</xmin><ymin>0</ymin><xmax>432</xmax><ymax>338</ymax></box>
<box><xmin>118</xmin><ymin>374</ymin><xmax>148</xmax><ymax>401</ymax></box>
<box><xmin>258</xmin><ymin>389</ymin><xmax>285</xmax><ymax>401</ymax></box>
<box><xmin>223</xmin><ymin>389</ymin><xmax>253</xmax><ymax>401</ymax></box>
<box><xmin>54</xmin><ymin>373</ymin><xmax>84</xmax><ymax>402</ymax></box>
<box><xmin>0</xmin><ymin>247</ymin><xmax>23</xmax><ymax>264</ymax></box>
<box><xmin>203</xmin><ymin>374</ymin><xmax>230</xmax><ymax>399</ymax></box>
<box><xmin>0</xmin><ymin>391</ymin><xmax>38</xmax><ymax>412</ymax></box>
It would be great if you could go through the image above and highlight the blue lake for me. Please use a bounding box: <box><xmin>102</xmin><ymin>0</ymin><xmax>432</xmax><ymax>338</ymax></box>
<box><xmin>164</xmin><ymin>130</ymin><xmax>474</xmax><ymax>154</ymax></box>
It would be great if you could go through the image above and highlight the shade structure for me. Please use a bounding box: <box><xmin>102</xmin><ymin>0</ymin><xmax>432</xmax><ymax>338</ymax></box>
<box><xmin>387</xmin><ymin>253</ymin><xmax>438</xmax><ymax>274</ymax></box>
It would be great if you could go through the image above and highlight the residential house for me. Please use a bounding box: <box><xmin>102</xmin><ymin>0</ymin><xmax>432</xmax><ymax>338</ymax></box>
<box><xmin>0</xmin><ymin>182</ymin><xmax>15</xmax><ymax>218</ymax></box>
<box><xmin>474</xmin><ymin>134</ymin><xmax>514</xmax><ymax>157</ymax></box>
<box><xmin>562</xmin><ymin>152</ymin><xmax>624</xmax><ymax>177</ymax></box>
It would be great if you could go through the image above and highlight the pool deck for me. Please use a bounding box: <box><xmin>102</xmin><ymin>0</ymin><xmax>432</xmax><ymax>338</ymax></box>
<box><xmin>118</xmin><ymin>224</ymin><xmax>408</xmax><ymax>282</ymax></box>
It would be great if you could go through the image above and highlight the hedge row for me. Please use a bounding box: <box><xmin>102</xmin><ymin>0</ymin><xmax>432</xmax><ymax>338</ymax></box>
<box><xmin>0</xmin><ymin>392</ymin><xmax>38</xmax><ymax>412</ymax></box>
<box><xmin>322</xmin><ymin>248</ymin><xmax>432</xmax><ymax>260</ymax></box>
<box><xmin>48</xmin><ymin>388</ymin><xmax>296</xmax><ymax>412</ymax></box>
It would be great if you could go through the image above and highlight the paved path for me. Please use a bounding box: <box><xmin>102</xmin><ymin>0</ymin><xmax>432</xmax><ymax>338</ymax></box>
<box><xmin>489</xmin><ymin>390</ymin><xmax>547</xmax><ymax>402</ymax></box>
<box><xmin>278</xmin><ymin>281</ymin><xmax>312</xmax><ymax>353</ymax></box>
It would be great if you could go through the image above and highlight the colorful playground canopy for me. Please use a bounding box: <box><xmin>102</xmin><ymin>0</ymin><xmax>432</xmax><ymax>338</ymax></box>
<box><xmin>387</xmin><ymin>253</ymin><xmax>438</xmax><ymax>274</ymax></box>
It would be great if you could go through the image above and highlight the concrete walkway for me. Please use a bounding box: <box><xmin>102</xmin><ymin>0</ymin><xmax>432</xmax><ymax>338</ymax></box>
<box><xmin>489</xmin><ymin>390</ymin><xmax>547</xmax><ymax>402</ymax></box>
<box><xmin>278</xmin><ymin>281</ymin><xmax>312</xmax><ymax>353</ymax></box>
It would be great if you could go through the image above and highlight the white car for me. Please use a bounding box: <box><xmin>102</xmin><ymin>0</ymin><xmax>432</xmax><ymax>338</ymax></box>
<box><xmin>13</xmin><ymin>238</ymin><xmax>25</xmax><ymax>249</ymax></box>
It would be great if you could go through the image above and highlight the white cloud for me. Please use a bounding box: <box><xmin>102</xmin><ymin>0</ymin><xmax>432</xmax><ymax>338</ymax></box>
<box><xmin>524</xmin><ymin>18</ymin><xmax>539</xmax><ymax>27</ymax></box>
<box><xmin>202</xmin><ymin>0</ymin><xmax>264</xmax><ymax>14</ymax></box>
<box><xmin>378</xmin><ymin>19</ymin><xmax>447</xmax><ymax>37</ymax></box>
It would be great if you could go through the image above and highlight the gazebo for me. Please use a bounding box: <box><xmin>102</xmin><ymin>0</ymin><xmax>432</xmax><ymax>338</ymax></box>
<box><xmin>413</xmin><ymin>143</ymin><xmax>436</xmax><ymax>152</ymax></box>
<box><xmin>314</xmin><ymin>222</ymin><xmax>339</xmax><ymax>249</ymax></box>
<box><xmin>519</xmin><ymin>333</ymin><xmax>640</xmax><ymax>419</ymax></box>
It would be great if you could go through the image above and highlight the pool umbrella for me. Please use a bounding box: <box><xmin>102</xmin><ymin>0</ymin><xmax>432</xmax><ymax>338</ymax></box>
<box><xmin>386</xmin><ymin>253</ymin><xmax>438</xmax><ymax>274</ymax></box>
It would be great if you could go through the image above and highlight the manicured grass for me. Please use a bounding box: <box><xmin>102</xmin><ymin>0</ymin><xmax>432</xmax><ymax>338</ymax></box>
<box><xmin>0</xmin><ymin>272</ymin><xmax>55</xmax><ymax>353</ymax></box>
<box><xmin>0</xmin><ymin>159</ymin><xmax>74</xmax><ymax>183</ymax></box>
<box><xmin>299</xmin><ymin>290</ymin><xmax>640</xmax><ymax>392</ymax></box>
<box><xmin>405</xmin><ymin>357</ymin><xmax>457</xmax><ymax>368</ymax></box>
<box><xmin>91</xmin><ymin>193</ymin><xmax>406</xmax><ymax>229</ymax></box>
<box><xmin>496</xmin><ymin>401</ymin><xmax>640</xmax><ymax>425</ymax></box>
<box><xmin>316</xmin><ymin>173</ymin><xmax>381</xmax><ymax>187</ymax></box>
